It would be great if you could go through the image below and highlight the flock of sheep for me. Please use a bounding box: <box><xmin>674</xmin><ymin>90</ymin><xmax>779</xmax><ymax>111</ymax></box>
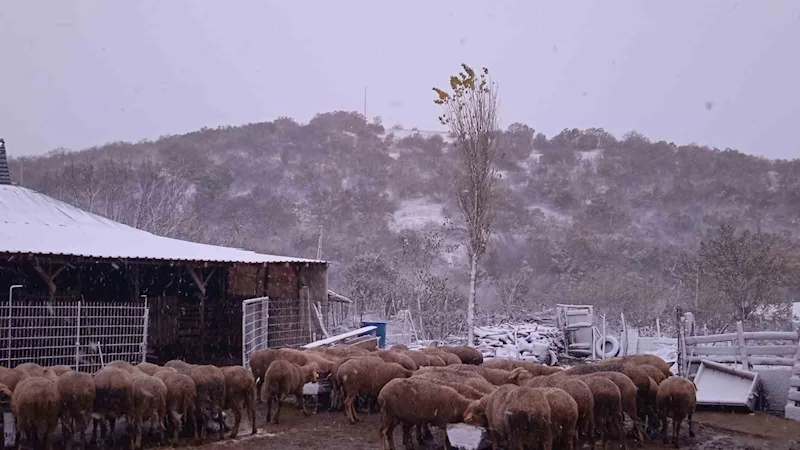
<box><xmin>251</xmin><ymin>344</ymin><xmax>697</xmax><ymax>450</ymax></box>
<box><xmin>0</xmin><ymin>344</ymin><xmax>697</xmax><ymax>450</ymax></box>
<box><xmin>0</xmin><ymin>359</ymin><xmax>256</xmax><ymax>449</ymax></box>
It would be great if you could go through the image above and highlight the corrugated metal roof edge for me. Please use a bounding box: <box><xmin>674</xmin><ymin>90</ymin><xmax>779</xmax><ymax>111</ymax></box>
<box><xmin>0</xmin><ymin>251</ymin><xmax>327</xmax><ymax>265</ymax></box>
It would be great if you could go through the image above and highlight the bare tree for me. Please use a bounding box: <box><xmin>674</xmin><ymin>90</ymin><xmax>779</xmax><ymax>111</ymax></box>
<box><xmin>433</xmin><ymin>64</ymin><xmax>499</xmax><ymax>346</ymax></box>
<box><xmin>678</xmin><ymin>224</ymin><xmax>789</xmax><ymax>323</ymax></box>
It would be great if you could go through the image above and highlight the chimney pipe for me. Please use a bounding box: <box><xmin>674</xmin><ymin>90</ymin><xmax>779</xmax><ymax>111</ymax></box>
<box><xmin>0</xmin><ymin>138</ymin><xmax>11</xmax><ymax>185</ymax></box>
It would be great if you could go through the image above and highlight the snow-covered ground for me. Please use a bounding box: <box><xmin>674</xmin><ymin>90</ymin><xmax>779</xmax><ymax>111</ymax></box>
<box><xmin>389</xmin><ymin>198</ymin><xmax>446</xmax><ymax>232</ymax></box>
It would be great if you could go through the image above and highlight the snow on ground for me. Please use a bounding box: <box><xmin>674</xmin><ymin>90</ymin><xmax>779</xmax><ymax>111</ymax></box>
<box><xmin>579</xmin><ymin>149</ymin><xmax>604</xmax><ymax>161</ymax></box>
<box><xmin>518</xmin><ymin>152</ymin><xmax>542</xmax><ymax>171</ymax></box>
<box><xmin>527</xmin><ymin>204</ymin><xmax>572</xmax><ymax>223</ymax></box>
<box><xmin>389</xmin><ymin>198</ymin><xmax>446</xmax><ymax>232</ymax></box>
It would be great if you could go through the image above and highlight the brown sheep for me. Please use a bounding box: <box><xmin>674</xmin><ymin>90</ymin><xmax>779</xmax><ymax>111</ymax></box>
<box><xmin>420</xmin><ymin>348</ymin><xmax>461</xmax><ymax>365</ymax></box>
<box><xmin>91</xmin><ymin>366</ymin><xmax>134</xmax><ymax>448</ymax></box>
<box><xmin>105</xmin><ymin>360</ymin><xmax>137</xmax><ymax>374</ymax></box>
<box><xmin>415</xmin><ymin>366</ymin><xmax>496</xmax><ymax>395</ymax></box>
<box><xmin>643</xmin><ymin>376</ymin><xmax>661</xmax><ymax>434</ymax></box>
<box><xmin>313</xmin><ymin>346</ymin><xmax>369</xmax><ymax>358</ymax></box>
<box><xmin>0</xmin><ymin>366</ymin><xmax>27</xmax><ymax>391</ymax></box>
<box><xmin>135</xmin><ymin>362</ymin><xmax>163</xmax><ymax>376</ymax></box>
<box><xmin>338</xmin><ymin>359</ymin><xmax>412</xmax><ymax>424</ymax></box>
<box><xmin>12</xmin><ymin>376</ymin><xmax>61</xmax><ymax>450</ymax></box>
<box><xmin>14</xmin><ymin>362</ymin><xmax>43</xmax><ymax>373</ymax></box>
<box><xmin>573</xmin><ymin>371</ymin><xmax>643</xmax><ymax>443</ymax></box>
<box><xmin>657</xmin><ymin>377</ymin><xmax>697</xmax><ymax>448</ymax></box>
<box><xmin>482</xmin><ymin>358</ymin><xmax>564</xmax><ymax>376</ymax></box>
<box><xmin>426</xmin><ymin>354</ymin><xmax>447</xmax><ymax>367</ymax></box>
<box><xmin>130</xmin><ymin>372</ymin><xmax>168</xmax><ymax>449</ymax></box>
<box><xmin>49</xmin><ymin>365</ymin><xmax>74</xmax><ymax>377</ymax></box>
<box><xmin>465</xmin><ymin>385</ymin><xmax>553</xmax><ymax>450</ymax></box>
<box><xmin>579</xmin><ymin>375</ymin><xmax>626</xmax><ymax>450</ymax></box>
<box><xmin>221</xmin><ymin>366</ymin><xmax>258</xmax><ymax>438</ymax></box>
<box><xmin>388</xmin><ymin>344</ymin><xmax>409</xmax><ymax>352</ymax></box>
<box><xmin>20</xmin><ymin>365</ymin><xmax>59</xmax><ymax>382</ymax></box>
<box><xmin>164</xmin><ymin>359</ymin><xmax>194</xmax><ymax>375</ymax></box>
<box><xmin>154</xmin><ymin>370</ymin><xmax>197</xmax><ymax>444</ymax></box>
<box><xmin>444</xmin><ymin>364</ymin><xmax>532</xmax><ymax>386</ymax></box>
<box><xmin>412</xmin><ymin>370</ymin><xmax>486</xmax><ymax>400</ymax></box>
<box><xmin>639</xmin><ymin>363</ymin><xmax>667</xmax><ymax>385</ymax></box>
<box><xmin>399</xmin><ymin>350</ymin><xmax>431</xmax><ymax>368</ymax></box>
<box><xmin>57</xmin><ymin>370</ymin><xmax>95</xmax><ymax>449</ymax></box>
<box><xmin>374</xmin><ymin>349</ymin><xmax>418</xmax><ymax>371</ymax></box>
<box><xmin>525</xmin><ymin>376</ymin><xmax>594</xmax><ymax>449</ymax></box>
<box><xmin>188</xmin><ymin>365</ymin><xmax>227</xmax><ymax>442</ymax></box>
<box><xmin>263</xmin><ymin>359</ymin><xmax>319</xmax><ymax>424</ymax></box>
<box><xmin>249</xmin><ymin>349</ymin><xmax>278</xmax><ymax>403</ymax></box>
<box><xmin>601</xmin><ymin>354</ymin><xmax>672</xmax><ymax>378</ymax></box>
<box><xmin>328</xmin><ymin>355</ymin><xmax>387</xmax><ymax>411</ymax></box>
<box><xmin>378</xmin><ymin>377</ymin><xmax>473</xmax><ymax>450</ymax></box>
<box><xmin>564</xmin><ymin>362</ymin><xmax>653</xmax><ymax>428</ymax></box>
<box><xmin>440</xmin><ymin>345</ymin><xmax>484</xmax><ymax>365</ymax></box>
<box><xmin>535</xmin><ymin>387</ymin><xmax>579</xmax><ymax>450</ymax></box>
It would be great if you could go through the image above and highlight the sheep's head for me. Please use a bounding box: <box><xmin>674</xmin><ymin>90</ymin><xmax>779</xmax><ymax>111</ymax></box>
<box><xmin>0</xmin><ymin>384</ymin><xmax>11</xmax><ymax>403</ymax></box>
<box><xmin>508</xmin><ymin>367</ymin><xmax>532</xmax><ymax>385</ymax></box>
<box><xmin>305</xmin><ymin>363</ymin><xmax>320</xmax><ymax>383</ymax></box>
<box><xmin>463</xmin><ymin>400</ymin><xmax>487</xmax><ymax>427</ymax></box>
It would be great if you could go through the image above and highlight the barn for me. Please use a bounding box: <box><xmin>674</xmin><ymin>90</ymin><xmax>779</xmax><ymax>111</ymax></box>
<box><xmin>0</xmin><ymin>142</ymin><xmax>328</xmax><ymax>369</ymax></box>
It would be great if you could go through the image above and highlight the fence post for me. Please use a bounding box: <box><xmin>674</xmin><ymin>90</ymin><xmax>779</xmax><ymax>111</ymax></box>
<box><xmin>676</xmin><ymin>306</ymin><xmax>685</xmax><ymax>377</ymax></box>
<box><xmin>141</xmin><ymin>298</ymin><xmax>150</xmax><ymax>364</ymax></box>
<box><xmin>75</xmin><ymin>301</ymin><xmax>82</xmax><ymax>371</ymax></box>
<box><xmin>737</xmin><ymin>321</ymin><xmax>750</xmax><ymax>371</ymax></box>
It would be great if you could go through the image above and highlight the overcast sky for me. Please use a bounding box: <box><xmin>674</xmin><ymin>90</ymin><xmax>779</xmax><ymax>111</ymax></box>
<box><xmin>1</xmin><ymin>1</ymin><xmax>799</xmax><ymax>159</ymax></box>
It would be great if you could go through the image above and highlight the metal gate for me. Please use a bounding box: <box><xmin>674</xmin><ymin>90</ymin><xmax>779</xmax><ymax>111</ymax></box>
<box><xmin>1</xmin><ymin>299</ymin><xmax>149</xmax><ymax>372</ymax></box>
<box><xmin>242</xmin><ymin>296</ymin><xmax>269</xmax><ymax>369</ymax></box>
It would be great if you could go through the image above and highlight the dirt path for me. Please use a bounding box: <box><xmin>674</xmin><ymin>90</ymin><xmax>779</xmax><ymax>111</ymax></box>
<box><xmin>165</xmin><ymin>404</ymin><xmax>800</xmax><ymax>450</ymax></box>
<box><xmin>32</xmin><ymin>401</ymin><xmax>800</xmax><ymax>449</ymax></box>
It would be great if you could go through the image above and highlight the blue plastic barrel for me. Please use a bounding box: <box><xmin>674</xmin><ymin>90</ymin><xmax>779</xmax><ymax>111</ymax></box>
<box><xmin>362</xmin><ymin>321</ymin><xmax>387</xmax><ymax>348</ymax></box>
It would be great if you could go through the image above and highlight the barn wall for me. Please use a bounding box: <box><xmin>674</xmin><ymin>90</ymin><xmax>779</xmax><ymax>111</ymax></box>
<box><xmin>299</xmin><ymin>263</ymin><xmax>329</xmax><ymax>336</ymax></box>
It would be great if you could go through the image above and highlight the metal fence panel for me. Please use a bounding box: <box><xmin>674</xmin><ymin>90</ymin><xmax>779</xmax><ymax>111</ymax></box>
<box><xmin>242</xmin><ymin>296</ymin><xmax>269</xmax><ymax>369</ymax></box>
<box><xmin>241</xmin><ymin>296</ymin><xmax>310</xmax><ymax>369</ymax></box>
<box><xmin>1</xmin><ymin>300</ymin><xmax>149</xmax><ymax>372</ymax></box>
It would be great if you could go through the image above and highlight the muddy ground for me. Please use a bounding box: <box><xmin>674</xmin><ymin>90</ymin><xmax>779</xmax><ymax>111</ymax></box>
<box><xmin>171</xmin><ymin>404</ymin><xmax>800</xmax><ymax>450</ymax></box>
<box><xmin>10</xmin><ymin>400</ymin><xmax>800</xmax><ymax>449</ymax></box>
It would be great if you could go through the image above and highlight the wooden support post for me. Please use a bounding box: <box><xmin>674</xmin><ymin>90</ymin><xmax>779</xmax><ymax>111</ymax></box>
<box><xmin>187</xmin><ymin>266</ymin><xmax>216</xmax><ymax>363</ymax></box>
<box><xmin>676</xmin><ymin>306</ymin><xmax>686</xmax><ymax>377</ymax></box>
<box><xmin>737</xmin><ymin>321</ymin><xmax>750</xmax><ymax>371</ymax></box>
<box><xmin>32</xmin><ymin>258</ymin><xmax>65</xmax><ymax>303</ymax></box>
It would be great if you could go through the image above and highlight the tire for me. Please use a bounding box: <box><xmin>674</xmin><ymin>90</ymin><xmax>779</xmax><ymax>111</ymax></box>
<box><xmin>595</xmin><ymin>335</ymin><xmax>620</xmax><ymax>358</ymax></box>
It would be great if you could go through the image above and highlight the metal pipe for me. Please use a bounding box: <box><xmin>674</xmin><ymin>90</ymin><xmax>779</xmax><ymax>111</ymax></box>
<box><xmin>7</xmin><ymin>285</ymin><xmax>22</xmax><ymax>367</ymax></box>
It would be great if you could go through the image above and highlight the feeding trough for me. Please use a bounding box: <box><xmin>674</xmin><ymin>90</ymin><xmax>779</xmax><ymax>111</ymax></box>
<box><xmin>694</xmin><ymin>359</ymin><xmax>760</xmax><ymax>411</ymax></box>
<box><xmin>446</xmin><ymin>423</ymin><xmax>491</xmax><ymax>450</ymax></box>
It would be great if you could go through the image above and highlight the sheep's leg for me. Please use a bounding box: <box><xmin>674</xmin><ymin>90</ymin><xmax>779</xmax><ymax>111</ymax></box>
<box><xmin>344</xmin><ymin>392</ymin><xmax>358</xmax><ymax>424</ymax></box>
<box><xmin>274</xmin><ymin>395</ymin><xmax>285</xmax><ymax>424</ymax></box>
<box><xmin>688</xmin><ymin>411</ymin><xmax>695</xmax><ymax>438</ymax></box>
<box><xmin>378</xmin><ymin>413</ymin><xmax>392</xmax><ymax>450</ymax></box>
<box><xmin>230</xmin><ymin>404</ymin><xmax>242</xmax><ymax>439</ymax></box>
<box><xmin>616</xmin><ymin>412</ymin><xmax>627</xmax><ymax>450</ymax></box>
<box><xmin>673</xmin><ymin>416</ymin><xmax>683</xmax><ymax>448</ymax></box>
<box><xmin>255</xmin><ymin>377</ymin><xmax>264</xmax><ymax>404</ymax></box>
<box><xmin>661</xmin><ymin>414</ymin><xmax>669</xmax><ymax>445</ymax></box>
<box><xmin>586</xmin><ymin>414</ymin><xmax>596</xmax><ymax>450</ymax></box>
<box><xmin>266</xmin><ymin>393</ymin><xmax>274</xmax><ymax>425</ymax></box>
<box><xmin>297</xmin><ymin>392</ymin><xmax>311</xmax><ymax>416</ymax></box>
<box><xmin>401</xmin><ymin>423</ymin><xmax>414</xmax><ymax>450</ymax></box>
<box><xmin>542</xmin><ymin>427</ymin><xmax>554</xmax><ymax>450</ymax></box>
<box><xmin>244</xmin><ymin>395</ymin><xmax>258</xmax><ymax>434</ymax></box>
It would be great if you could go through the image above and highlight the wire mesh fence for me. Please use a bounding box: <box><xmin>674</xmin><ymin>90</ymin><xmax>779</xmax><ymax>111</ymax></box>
<box><xmin>0</xmin><ymin>300</ymin><xmax>149</xmax><ymax>372</ymax></box>
<box><xmin>241</xmin><ymin>296</ymin><xmax>309</xmax><ymax>369</ymax></box>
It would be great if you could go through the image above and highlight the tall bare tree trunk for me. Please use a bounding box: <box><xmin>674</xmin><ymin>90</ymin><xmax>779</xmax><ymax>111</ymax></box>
<box><xmin>467</xmin><ymin>254</ymin><xmax>477</xmax><ymax>347</ymax></box>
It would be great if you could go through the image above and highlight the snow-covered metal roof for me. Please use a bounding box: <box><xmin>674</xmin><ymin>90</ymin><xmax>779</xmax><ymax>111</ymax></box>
<box><xmin>0</xmin><ymin>185</ymin><xmax>325</xmax><ymax>264</ymax></box>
